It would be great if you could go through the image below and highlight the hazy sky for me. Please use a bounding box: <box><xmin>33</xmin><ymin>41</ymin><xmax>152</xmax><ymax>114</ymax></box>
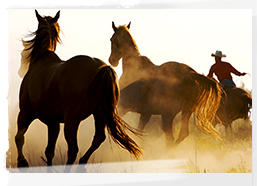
<box><xmin>8</xmin><ymin>9</ymin><xmax>252</xmax><ymax>95</ymax></box>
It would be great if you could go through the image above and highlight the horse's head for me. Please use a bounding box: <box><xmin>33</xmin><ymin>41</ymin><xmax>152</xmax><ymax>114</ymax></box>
<box><xmin>221</xmin><ymin>87</ymin><xmax>252</xmax><ymax>124</ymax></box>
<box><xmin>35</xmin><ymin>9</ymin><xmax>60</xmax><ymax>24</ymax></box>
<box><xmin>231</xmin><ymin>87</ymin><xmax>252</xmax><ymax>121</ymax></box>
<box><xmin>23</xmin><ymin>10</ymin><xmax>61</xmax><ymax>66</ymax></box>
<box><xmin>35</xmin><ymin>10</ymin><xmax>61</xmax><ymax>52</ymax></box>
<box><xmin>109</xmin><ymin>21</ymin><xmax>137</xmax><ymax>67</ymax></box>
<box><xmin>242</xmin><ymin>93</ymin><xmax>252</xmax><ymax>120</ymax></box>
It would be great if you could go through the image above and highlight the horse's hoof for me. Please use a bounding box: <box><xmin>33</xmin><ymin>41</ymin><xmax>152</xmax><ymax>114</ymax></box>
<box><xmin>17</xmin><ymin>159</ymin><xmax>29</xmax><ymax>172</ymax></box>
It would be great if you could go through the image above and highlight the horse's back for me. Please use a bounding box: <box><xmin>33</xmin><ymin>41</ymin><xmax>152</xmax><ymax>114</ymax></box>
<box><xmin>20</xmin><ymin>54</ymin><xmax>108</xmax><ymax>123</ymax></box>
<box><xmin>157</xmin><ymin>61</ymin><xmax>195</xmax><ymax>80</ymax></box>
<box><xmin>119</xmin><ymin>61</ymin><xmax>197</xmax><ymax>114</ymax></box>
<box><xmin>49</xmin><ymin>55</ymin><xmax>107</xmax><ymax>104</ymax></box>
<box><xmin>57</xmin><ymin>55</ymin><xmax>106</xmax><ymax>90</ymax></box>
<box><xmin>65</xmin><ymin>55</ymin><xmax>106</xmax><ymax>74</ymax></box>
<box><xmin>24</xmin><ymin>54</ymin><xmax>105</xmax><ymax>97</ymax></box>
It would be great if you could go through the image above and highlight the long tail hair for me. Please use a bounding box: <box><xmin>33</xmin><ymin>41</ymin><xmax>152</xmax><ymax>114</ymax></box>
<box><xmin>92</xmin><ymin>64</ymin><xmax>142</xmax><ymax>159</ymax></box>
<box><xmin>187</xmin><ymin>72</ymin><xmax>222</xmax><ymax>139</ymax></box>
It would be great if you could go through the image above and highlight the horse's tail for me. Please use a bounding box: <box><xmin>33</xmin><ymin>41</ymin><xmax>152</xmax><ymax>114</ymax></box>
<box><xmin>94</xmin><ymin>65</ymin><xmax>142</xmax><ymax>159</ymax></box>
<box><xmin>186</xmin><ymin>72</ymin><xmax>222</xmax><ymax>139</ymax></box>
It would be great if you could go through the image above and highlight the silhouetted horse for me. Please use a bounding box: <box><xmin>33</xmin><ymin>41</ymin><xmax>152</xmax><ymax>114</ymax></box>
<box><xmin>109</xmin><ymin>22</ymin><xmax>222</xmax><ymax>148</ymax></box>
<box><xmin>15</xmin><ymin>10</ymin><xmax>141</xmax><ymax>173</ymax></box>
<box><xmin>215</xmin><ymin>86</ymin><xmax>252</xmax><ymax>132</ymax></box>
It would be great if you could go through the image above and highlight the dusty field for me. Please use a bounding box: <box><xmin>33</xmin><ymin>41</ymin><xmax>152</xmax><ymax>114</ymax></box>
<box><xmin>6</xmin><ymin>111</ymin><xmax>252</xmax><ymax>173</ymax></box>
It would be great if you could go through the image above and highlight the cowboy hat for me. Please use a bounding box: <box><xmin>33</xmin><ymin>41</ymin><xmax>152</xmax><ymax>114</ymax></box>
<box><xmin>211</xmin><ymin>50</ymin><xmax>226</xmax><ymax>58</ymax></box>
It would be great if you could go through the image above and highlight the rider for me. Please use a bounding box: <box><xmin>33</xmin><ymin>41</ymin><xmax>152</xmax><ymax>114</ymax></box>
<box><xmin>207</xmin><ymin>50</ymin><xmax>246</xmax><ymax>87</ymax></box>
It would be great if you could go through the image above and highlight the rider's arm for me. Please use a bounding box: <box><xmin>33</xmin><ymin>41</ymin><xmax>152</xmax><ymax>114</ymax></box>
<box><xmin>229</xmin><ymin>63</ymin><xmax>245</xmax><ymax>76</ymax></box>
<box><xmin>207</xmin><ymin>65</ymin><xmax>214</xmax><ymax>78</ymax></box>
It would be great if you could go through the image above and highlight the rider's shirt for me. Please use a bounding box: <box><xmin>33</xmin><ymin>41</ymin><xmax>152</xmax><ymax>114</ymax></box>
<box><xmin>207</xmin><ymin>61</ymin><xmax>241</xmax><ymax>82</ymax></box>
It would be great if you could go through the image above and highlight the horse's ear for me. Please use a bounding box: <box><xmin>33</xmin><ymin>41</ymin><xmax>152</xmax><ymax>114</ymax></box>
<box><xmin>53</xmin><ymin>11</ymin><xmax>60</xmax><ymax>23</ymax></box>
<box><xmin>112</xmin><ymin>21</ymin><xmax>118</xmax><ymax>32</ymax></box>
<box><xmin>35</xmin><ymin>10</ymin><xmax>43</xmax><ymax>22</ymax></box>
<box><xmin>127</xmin><ymin>22</ymin><xmax>131</xmax><ymax>29</ymax></box>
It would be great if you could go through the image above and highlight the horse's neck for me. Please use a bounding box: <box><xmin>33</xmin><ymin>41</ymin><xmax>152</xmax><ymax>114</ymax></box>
<box><xmin>122</xmin><ymin>53</ymin><xmax>155</xmax><ymax>71</ymax></box>
<box><xmin>120</xmin><ymin>55</ymin><xmax>156</xmax><ymax>89</ymax></box>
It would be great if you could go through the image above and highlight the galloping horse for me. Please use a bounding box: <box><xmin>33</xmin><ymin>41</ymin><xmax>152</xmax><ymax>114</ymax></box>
<box><xmin>15</xmin><ymin>10</ymin><xmax>141</xmax><ymax>172</ymax></box>
<box><xmin>109</xmin><ymin>22</ymin><xmax>222</xmax><ymax>148</ymax></box>
<box><xmin>215</xmin><ymin>86</ymin><xmax>252</xmax><ymax>132</ymax></box>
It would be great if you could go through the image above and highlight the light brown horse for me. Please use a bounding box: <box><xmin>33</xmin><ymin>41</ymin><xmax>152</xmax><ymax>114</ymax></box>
<box><xmin>15</xmin><ymin>10</ymin><xmax>141</xmax><ymax>173</ymax></box>
<box><xmin>109</xmin><ymin>22</ymin><xmax>222</xmax><ymax>148</ymax></box>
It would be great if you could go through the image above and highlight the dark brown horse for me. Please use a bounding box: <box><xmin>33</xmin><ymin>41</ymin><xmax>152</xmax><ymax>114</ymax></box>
<box><xmin>215</xmin><ymin>86</ymin><xmax>252</xmax><ymax>132</ymax></box>
<box><xmin>109</xmin><ymin>22</ymin><xmax>222</xmax><ymax>148</ymax></box>
<box><xmin>15</xmin><ymin>10</ymin><xmax>141</xmax><ymax>172</ymax></box>
<box><xmin>118</xmin><ymin>79</ymin><xmax>252</xmax><ymax>145</ymax></box>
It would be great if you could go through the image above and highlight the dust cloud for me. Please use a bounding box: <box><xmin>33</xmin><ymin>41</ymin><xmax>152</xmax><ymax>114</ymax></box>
<box><xmin>7</xmin><ymin>107</ymin><xmax>252</xmax><ymax>173</ymax></box>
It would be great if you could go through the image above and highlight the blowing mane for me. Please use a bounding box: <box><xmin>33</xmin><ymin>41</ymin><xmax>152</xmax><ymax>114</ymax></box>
<box><xmin>18</xmin><ymin>39</ymin><xmax>32</xmax><ymax>78</ymax></box>
<box><xmin>24</xmin><ymin>15</ymin><xmax>61</xmax><ymax>65</ymax></box>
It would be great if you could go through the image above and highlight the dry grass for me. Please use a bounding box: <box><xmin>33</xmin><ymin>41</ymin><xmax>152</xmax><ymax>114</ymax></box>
<box><xmin>178</xmin><ymin>117</ymin><xmax>252</xmax><ymax>173</ymax></box>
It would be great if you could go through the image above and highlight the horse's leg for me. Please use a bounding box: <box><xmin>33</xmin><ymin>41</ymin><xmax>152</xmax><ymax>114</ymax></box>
<box><xmin>225</xmin><ymin>123</ymin><xmax>233</xmax><ymax>140</ymax></box>
<box><xmin>45</xmin><ymin>123</ymin><xmax>60</xmax><ymax>166</ymax></box>
<box><xmin>15</xmin><ymin>110</ymin><xmax>35</xmax><ymax>171</ymax></box>
<box><xmin>138</xmin><ymin>113</ymin><xmax>151</xmax><ymax>131</ymax></box>
<box><xmin>79</xmin><ymin>108</ymin><xmax>106</xmax><ymax>166</ymax></box>
<box><xmin>162</xmin><ymin>113</ymin><xmax>176</xmax><ymax>150</ymax></box>
<box><xmin>175</xmin><ymin>110</ymin><xmax>191</xmax><ymax>146</ymax></box>
<box><xmin>63</xmin><ymin>120</ymin><xmax>80</xmax><ymax>173</ymax></box>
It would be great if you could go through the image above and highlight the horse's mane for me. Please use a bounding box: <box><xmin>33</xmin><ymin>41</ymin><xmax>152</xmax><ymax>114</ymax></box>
<box><xmin>20</xmin><ymin>39</ymin><xmax>32</xmax><ymax>64</ymax></box>
<box><xmin>116</xmin><ymin>25</ymin><xmax>157</xmax><ymax>68</ymax></box>
<box><xmin>18</xmin><ymin>39</ymin><xmax>32</xmax><ymax>78</ymax></box>
<box><xmin>140</xmin><ymin>56</ymin><xmax>156</xmax><ymax>68</ymax></box>
<box><xmin>116</xmin><ymin>25</ymin><xmax>139</xmax><ymax>53</ymax></box>
<box><xmin>24</xmin><ymin>14</ymin><xmax>61</xmax><ymax>65</ymax></box>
